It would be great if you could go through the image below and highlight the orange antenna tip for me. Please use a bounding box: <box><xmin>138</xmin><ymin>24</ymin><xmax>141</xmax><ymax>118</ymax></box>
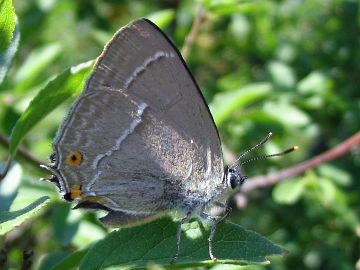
<box><xmin>293</xmin><ymin>146</ymin><xmax>299</xmax><ymax>151</ymax></box>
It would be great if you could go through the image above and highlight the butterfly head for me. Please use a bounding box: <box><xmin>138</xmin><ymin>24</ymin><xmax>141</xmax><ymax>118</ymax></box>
<box><xmin>223</xmin><ymin>132</ymin><xmax>298</xmax><ymax>191</ymax></box>
<box><xmin>224</xmin><ymin>166</ymin><xmax>247</xmax><ymax>189</ymax></box>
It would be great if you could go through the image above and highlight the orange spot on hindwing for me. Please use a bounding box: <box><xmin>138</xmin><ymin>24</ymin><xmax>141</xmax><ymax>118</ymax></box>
<box><xmin>70</xmin><ymin>185</ymin><xmax>82</xmax><ymax>200</ymax></box>
<box><xmin>65</xmin><ymin>151</ymin><xmax>83</xmax><ymax>166</ymax></box>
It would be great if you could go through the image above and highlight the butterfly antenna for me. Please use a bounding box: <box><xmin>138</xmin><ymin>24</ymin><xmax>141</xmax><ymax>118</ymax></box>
<box><xmin>239</xmin><ymin>146</ymin><xmax>299</xmax><ymax>166</ymax></box>
<box><xmin>231</xmin><ymin>132</ymin><xmax>273</xmax><ymax>168</ymax></box>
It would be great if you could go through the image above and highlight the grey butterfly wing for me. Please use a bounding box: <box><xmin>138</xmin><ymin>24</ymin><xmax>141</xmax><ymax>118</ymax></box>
<box><xmin>86</xmin><ymin>18</ymin><xmax>224</xmax><ymax>190</ymax></box>
<box><xmin>52</xmin><ymin>19</ymin><xmax>223</xmax><ymax>215</ymax></box>
<box><xmin>85</xmin><ymin>19</ymin><xmax>221</xmax><ymax>155</ymax></box>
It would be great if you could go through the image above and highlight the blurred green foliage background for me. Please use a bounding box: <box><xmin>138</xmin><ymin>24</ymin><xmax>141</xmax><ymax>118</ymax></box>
<box><xmin>0</xmin><ymin>0</ymin><xmax>359</xmax><ymax>269</ymax></box>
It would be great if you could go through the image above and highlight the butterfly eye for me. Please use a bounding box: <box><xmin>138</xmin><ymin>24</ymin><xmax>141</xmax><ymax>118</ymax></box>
<box><xmin>226</xmin><ymin>167</ymin><xmax>246</xmax><ymax>189</ymax></box>
<box><xmin>65</xmin><ymin>151</ymin><xmax>83</xmax><ymax>166</ymax></box>
<box><xmin>225</xmin><ymin>168</ymin><xmax>238</xmax><ymax>189</ymax></box>
<box><xmin>229</xmin><ymin>174</ymin><xmax>238</xmax><ymax>189</ymax></box>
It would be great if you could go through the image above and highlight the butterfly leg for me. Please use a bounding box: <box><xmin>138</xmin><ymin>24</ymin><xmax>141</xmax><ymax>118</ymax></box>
<box><xmin>214</xmin><ymin>201</ymin><xmax>232</xmax><ymax>221</ymax></box>
<box><xmin>200</xmin><ymin>212</ymin><xmax>218</xmax><ymax>261</ymax></box>
<box><xmin>171</xmin><ymin>213</ymin><xmax>191</xmax><ymax>263</ymax></box>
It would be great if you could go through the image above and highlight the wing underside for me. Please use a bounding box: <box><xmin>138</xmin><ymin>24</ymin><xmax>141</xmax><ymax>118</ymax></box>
<box><xmin>52</xmin><ymin>19</ymin><xmax>223</xmax><ymax>214</ymax></box>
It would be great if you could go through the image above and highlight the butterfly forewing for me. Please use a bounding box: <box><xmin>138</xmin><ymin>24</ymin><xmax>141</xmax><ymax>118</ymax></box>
<box><xmin>52</xmin><ymin>19</ymin><xmax>223</xmax><ymax>213</ymax></box>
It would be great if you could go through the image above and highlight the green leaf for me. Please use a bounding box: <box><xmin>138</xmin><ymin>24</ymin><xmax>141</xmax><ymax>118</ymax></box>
<box><xmin>267</xmin><ymin>61</ymin><xmax>296</xmax><ymax>90</ymax></box>
<box><xmin>73</xmin><ymin>220</ymin><xmax>106</xmax><ymax>248</ymax></box>
<box><xmin>14</xmin><ymin>43</ymin><xmax>62</xmax><ymax>92</ymax></box>
<box><xmin>0</xmin><ymin>0</ymin><xmax>16</xmax><ymax>53</ymax></box>
<box><xmin>0</xmin><ymin>196</ymin><xmax>50</xmax><ymax>235</ymax></box>
<box><xmin>0</xmin><ymin>163</ymin><xmax>22</xmax><ymax>211</ymax></box>
<box><xmin>262</xmin><ymin>102</ymin><xmax>310</xmax><ymax>127</ymax></box>
<box><xmin>10</xmin><ymin>178</ymin><xmax>57</xmax><ymax>211</ymax></box>
<box><xmin>273</xmin><ymin>179</ymin><xmax>305</xmax><ymax>205</ymax></box>
<box><xmin>50</xmin><ymin>249</ymin><xmax>89</xmax><ymax>270</ymax></box>
<box><xmin>147</xmin><ymin>9</ymin><xmax>175</xmax><ymax>29</ymax></box>
<box><xmin>39</xmin><ymin>251</ymin><xmax>70</xmax><ymax>270</ymax></box>
<box><xmin>52</xmin><ymin>203</ymin><xmax>79</xmax><ymax>246</ymax></box>
<box><xmin>0</xmin><ymin>20</ymin><xmax>19</xmax><ymax>83</ymax></box>
<box><xmin>51</xmin><ymin>202</ymin><xmax>105</xmax><ymax>248</ymax></box>
<box><xmin>318</xmin><ymin>178</ymin><xmax>336</xmax><ymax>205</ymax></box>
<box><xmin>210</xmin><ymin>83</ymin><xmax>271</xmax><ymax>126</ymax></box>
<box><xmin>202</xmin><ymin>0</ymin><xmax>258</xmax><ymax>15</ymax></box>
<box><xmin>297</xmin><ymin>71</ymin><xmax>330</xmax><ymax>95</ymax></box>
<box><xmin>80</xmin><ymin>217</ymin><xmax>286</xmax><ymax>269</ymax></box>
<box><xmin>317</xmin><ymin>164</ymin><xmax>352</xmax><ymax>187</ymax></box>
<box><xmin>92</xmin><ymin>30</ymin><xmax>113</xmax><ymax>47</ymax></box>
<box><xmin>8</xmin><ymin>61</ymin><xmax>94</xmax><ymax>158</ymax></box>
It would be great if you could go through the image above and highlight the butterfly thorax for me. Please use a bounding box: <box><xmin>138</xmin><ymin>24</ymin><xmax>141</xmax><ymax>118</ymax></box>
<box><xmin>178</xmin><ymin>166</ymin><xmax>245</xmax><ymax>215</ymax></box>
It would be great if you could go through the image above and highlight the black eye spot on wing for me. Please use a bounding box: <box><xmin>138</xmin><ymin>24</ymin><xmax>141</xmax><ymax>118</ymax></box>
<box><xmin>63</xmin><ymin>192</ymin><xmax>74</xmax><ymax>202</ymax></box>
<box><xmin>65</xmin><ymin>151</ymin><xmax>83</xmax><ymax>166</ymax></box>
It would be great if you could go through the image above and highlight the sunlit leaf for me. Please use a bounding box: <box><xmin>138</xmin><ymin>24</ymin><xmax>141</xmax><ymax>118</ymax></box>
<box><xmin>262</xmin><ymin>102</ymin><xmax>310</xmax><ymax>127</ymax></box>
<box><xmin>210</xmin><ymin>83</ymin><xmax>271</xmax><ymax>126</ymax></box>
<box><xmin>14</xmin><ymin>43</ymin><xmax>62</xmax><ymax>92</ymax></box>
<box><xmin>73</xmin><ymin>220</ymin><xmax>106</xmax><ymax>248</ymax></box>
<box><xmin>267</xmin><ymin>61</ymin><xmax>296</xmax><ymax>90</ymax></box>
<box><xmin>0</xmin><ymin>20</ymin><xmax>19</xmax><ymax>83</ymax></box>
<box><xmin>0</xmin><ymin>196</ymin><xmax>50</xmax><ymax>235</ymax></box>
<box><xmin>297</xmin><ymin>71</ymin><xmax>331</xmax><ymax>95</ymax></box>
<box><xmin>0</xmin><ymin>0</ymin><xmax>15</xmax><ymax>53</ymax></box>
<box><xmin>202</xmin><ymin>0</ymin><xmax>258</xmax><ymax>15</ymax></box>
<box><xmin>0</xmin><ymin>163</ymin><xmax>21</xmax><ymax>211</ymax></box>
<box><xmin>147</xmin><ymin>9</ymin><xmax>175</xmax><ymax>29</ymax></box>
<box><xmin>318</xmin><ymin>178</ymin><xmax>336</xmax><ymax>205</ymax></box>
<box><xmin>10</xmin><ymin>179</ymin><xmax>57</xmax><ymax>210</ymax></box>
<box><xmin>80</xmin><ymin>217</ymin><xmax>286</xmax><ymax>269</ymax></box>
<box><xmin>317</xmin><ymin>164</ymin><xmax>352</xmax><ymax>187</ymax></box>
<box><xmin>9</xmin><ymin>61</ymin><xmax>93</xmax><ymax>158</ymax></box>
<box><xmin>273</xmin><ymin>178</ymin><xmax>305</xmax><ymax>205</ymax></box>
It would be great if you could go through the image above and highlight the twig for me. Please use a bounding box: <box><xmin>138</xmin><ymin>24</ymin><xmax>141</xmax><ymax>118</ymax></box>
<box><xmin>0</xmin><ymin>249</ymin><xmax>6</xmax><ymax>270</ymax></box>
<box><xmin>21</xmin><ymin>250</ymin><xmax>33</xmax><ymax>270</ymax></box>
<box><xmin>181</xmin><ymin>4</ymin><xmax>206</xmax><ymax>61</ymax></box>
<box><xmin>0</xmin><ymin>134</ymin><xmax>45</xmax><ymax>181</ymax></box>
<box><xmin>241</xmin><ymin>131</ymin><xmax>360</xmax><ymax>193</ymax></box>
